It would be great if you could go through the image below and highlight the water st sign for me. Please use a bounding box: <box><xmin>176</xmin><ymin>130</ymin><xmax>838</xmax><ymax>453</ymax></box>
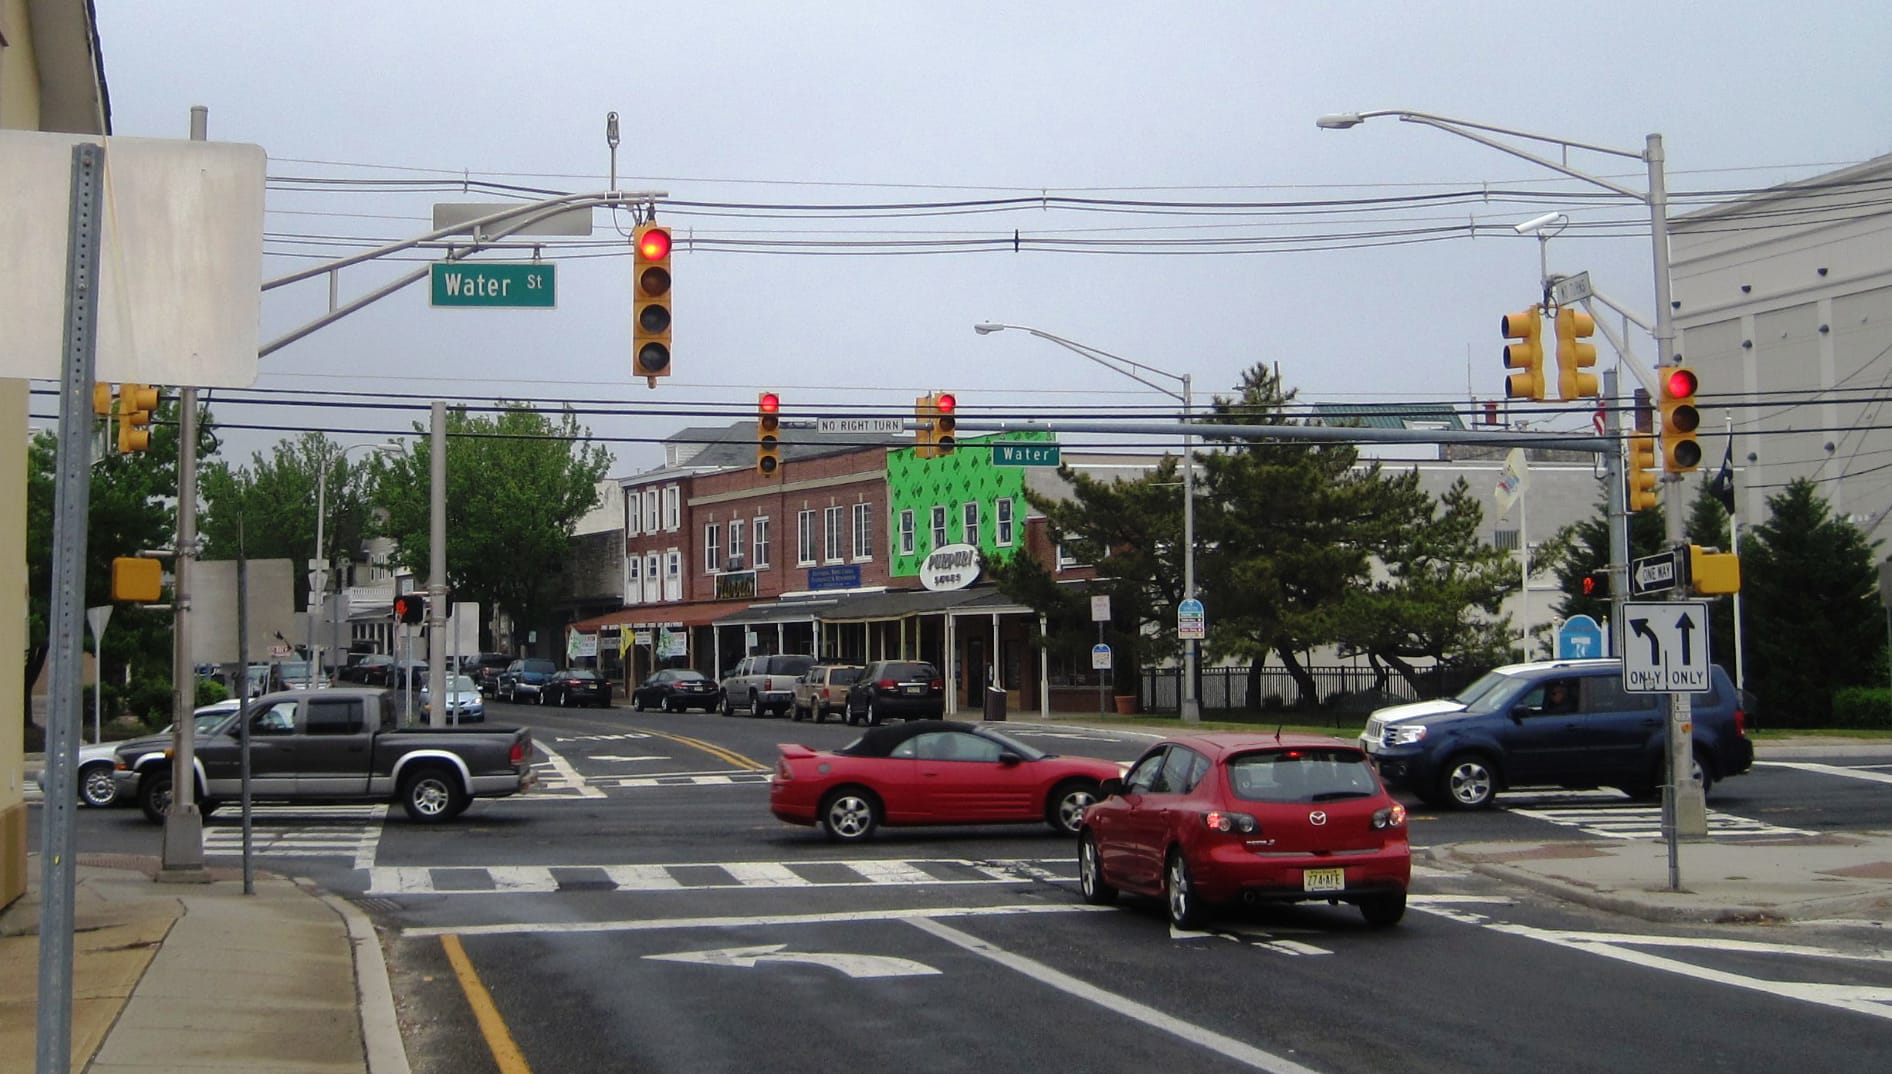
<box><xmin>430</xmin><ymin>262</ymin><xmax>556</xmax><ymax>308</ymax></box>
<box><xmin>992</xmin><ymin>443</ymin><xmax>1061</xmax><ymax>467</ymax></box>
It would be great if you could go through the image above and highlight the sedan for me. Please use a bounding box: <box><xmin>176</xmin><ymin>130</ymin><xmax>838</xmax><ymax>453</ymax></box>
<box><xmin>420</xmin><ymin>674</ymin><xmax>486</xmax><ymax>723</ymax></box>
<box><xmin>629</xmin><ymin>669</ymin><xmax>722</xmax><ymax>713</ymax></box>
<box><xmin>1078</xmin><ymin>733</ymin><xmax>1410</xmax><ymax>929</ymax></box>
<box><xmin>770</xmin><ymin>719</ymin><xmax>1123</xmax><ymax>842</ymax></box>
<box><xmin>543</xmin><ymin>668</ymin><xmax>612</xmax><ymax>708</ymax></box>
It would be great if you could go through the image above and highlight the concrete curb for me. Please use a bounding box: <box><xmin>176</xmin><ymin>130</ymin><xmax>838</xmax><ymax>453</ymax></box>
<box><xmin>315</xmin><ymin>886</ymin><xmax>411</xmax><ymax>1074</ymax></box>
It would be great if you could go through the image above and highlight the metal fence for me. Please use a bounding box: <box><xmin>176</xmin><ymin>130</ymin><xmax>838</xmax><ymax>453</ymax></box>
<box><xmin>1140</xmin><ymin>663</ymin><xmax>1487</xmax><ymax>728</ymax></box>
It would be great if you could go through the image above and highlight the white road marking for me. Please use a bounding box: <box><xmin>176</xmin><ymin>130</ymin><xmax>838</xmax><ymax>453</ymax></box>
<box><xmin>201</xmin><ymin>804</ymin><xmax>386</xmax><ymax>868</ymax></box>
<box><xmin>907</xmin><ymin>916</ymin><xmax>1324</xmax><ymax>1074</ymax></box>
<box><xmin>532</xmin><ymin>743</ymin><xmax>604</xmax><ymax>798</ymax></box>
<box><xmin>644</xmin><ymin>943</ymin><xmax>939</xmax><ymax>979</ymax></box>
<box><xmin>403</xmin><ymin>901</ymin><xmax>1107</xmax><ymax>938</ymax></box>
<box><xmin>1759</xmin><ymin>760</ymin><xmax>1892</xmax><ymax>786</ymax></box>
<box><xmin>365</xmin><ymin>856</ymin><xmax>1069</xmax><ymax>896</ymax></box>
<box><xmin>591</xmin><ymin>754</ymin><xmax>669</xmax><ymax>763</ymax></box>
<box><xmin>1509</xmin><ymin>804</ymin><xmax>1811</xmax><ymax>839</ymax></box>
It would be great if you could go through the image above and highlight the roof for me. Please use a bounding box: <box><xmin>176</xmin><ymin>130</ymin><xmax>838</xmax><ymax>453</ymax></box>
<box><xmin>1310</xmin><ymin>403</ymin><xmax>1469</xmax><ymax>431</ymax></box>
<box><xmin>1154</xmin><ymin>731</ymin><xmax>1362</xmax><ymax>756</ymax></box>
<box><xmin>832</xmin><ymin>719</ymin><xmax>986</xmax><ymax>757</ymax></box>
<box><xmin>634</xmin><ymin>422</ymin><xmax>908</xmax><ymax>479</ymax></box>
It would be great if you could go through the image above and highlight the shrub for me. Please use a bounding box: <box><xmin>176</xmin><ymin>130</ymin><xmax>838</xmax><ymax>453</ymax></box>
<box><xmin>1828</xmin><ymin>687</ymin><xmax>1892</xmax><ymax>730</ymax></box>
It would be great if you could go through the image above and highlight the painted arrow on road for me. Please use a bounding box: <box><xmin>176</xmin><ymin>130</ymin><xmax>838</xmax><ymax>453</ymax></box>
<box><xmin>644</xmin><ymin>944</ymin><xmax>940</xmax><ymax>979</ymax></box>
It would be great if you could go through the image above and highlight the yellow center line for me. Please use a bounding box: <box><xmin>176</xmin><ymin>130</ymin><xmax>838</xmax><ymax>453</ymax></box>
<box><xmin>440</xmin><ymin>933</ymin><xmax>534</xmax><ymax>1074</ymax></box>
<box><xmin>639</xmin><ymin>728</ymin><xmax>771</xmax><ymax>771</ymax></box>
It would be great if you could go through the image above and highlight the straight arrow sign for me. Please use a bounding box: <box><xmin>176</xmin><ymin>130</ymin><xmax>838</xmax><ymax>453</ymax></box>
<box><xmin>1621</xmin><ymin>600</ymin><xmax>1712</xmax><ymax>693</ymax></box>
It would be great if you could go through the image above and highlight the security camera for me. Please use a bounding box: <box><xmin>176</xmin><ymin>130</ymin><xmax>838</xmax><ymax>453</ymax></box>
<box><xmin>1513</xmin><ymin>212</ymin><xmax>1568</xmax><ymax>236</ymax></box>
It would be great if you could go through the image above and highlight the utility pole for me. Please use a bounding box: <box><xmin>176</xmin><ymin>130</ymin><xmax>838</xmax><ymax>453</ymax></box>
<box><xmin>427</xmin><ymin>401</ymin><xmax>448</xmax><ymax>726</ymax></box>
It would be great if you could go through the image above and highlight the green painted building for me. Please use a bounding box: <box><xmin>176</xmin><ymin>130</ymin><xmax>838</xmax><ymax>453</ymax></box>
<box><xmin>886</xmin><ymin>429</ymin><xmax>1056</xmax><ymax>578</ymax></box>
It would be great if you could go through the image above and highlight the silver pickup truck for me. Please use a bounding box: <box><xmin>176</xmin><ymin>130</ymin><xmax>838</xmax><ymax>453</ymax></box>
<box><xmin>115</xmin><ymin>687</ymin><xmax>536</xmax><ymax>823</ymax></box>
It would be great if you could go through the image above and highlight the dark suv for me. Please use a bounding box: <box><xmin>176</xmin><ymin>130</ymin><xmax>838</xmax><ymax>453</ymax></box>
<box><xmin>464</xmin><ymin>653</ymin><xmax>514</xmax><ymax>697</ymax></box>
<box><xmin>720</xmin><ymin>654</ymin><xmax>818</xmax><ymax>717</ymax></box>
<box><xmin>844</xmin><ymin>660</ymin><xmax>945</xmax><ymax>726</ymax></box>
<box><xmin>498</xmin><ymin>658</ymin><xmax>558</xmax><ymax>704</ymax></box>
<box><xmin>1360</xmin><ymin>659</ymin><xmax>1754</xmax><ymax>809</ymax></box>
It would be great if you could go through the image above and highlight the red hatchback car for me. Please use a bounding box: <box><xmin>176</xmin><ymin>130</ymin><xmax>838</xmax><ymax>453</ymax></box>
<box><xmin>770</xmin><ymin>720</ymin><xmax>1124</xmax><ymax>842</ymax></box>
<box><xmin>1078</xmin><ymin>733</ymin><xmax>1410</xmax><ymax>929</ymax></box>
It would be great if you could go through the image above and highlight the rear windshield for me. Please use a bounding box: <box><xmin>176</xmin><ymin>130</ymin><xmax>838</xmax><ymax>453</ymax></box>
<box><xmin>830</xmin><ymin>668</ymin><xmax>862</xmax><ymax>685</ymax></box>
<box><xmin>1227</xmin><ymin>748</ymin><xmax>1381</xmax><ymax>804</ymax></box>
<box><xmin>768</xmin><ymin>656</ymin><xmax>817</xmax><ymax>675</ymax></box>
<box><xmin>524</xmin><ymin>660</ymin><xmax>556</xmax><ymax>674</ymax></box>
<box><xmin>878</xmin><ymin>662</ymin><xmax>936</xmax><ymax>680</ymax></box>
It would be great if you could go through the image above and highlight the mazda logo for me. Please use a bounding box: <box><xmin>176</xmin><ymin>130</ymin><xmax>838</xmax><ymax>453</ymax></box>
<box><xmin>1309</xmin><ymin>810</ymin><xmax>1328</xmax><ymax>826</ymax></box>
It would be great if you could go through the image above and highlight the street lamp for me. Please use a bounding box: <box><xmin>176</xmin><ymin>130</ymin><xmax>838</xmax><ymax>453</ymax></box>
<box><xmin>973</xmin><ymin>322</ymin><xmax>1202</xmax><ymax>722</ymax></box>
<box><xmin>1316</xmin><ymin>108</ymin><xmax>1708</xmax><ymax>852</ymax></box>
<box><xmin>313</xmin><ymin>442</ymin><xmax>397</xmax><ymax>681</ymax></box>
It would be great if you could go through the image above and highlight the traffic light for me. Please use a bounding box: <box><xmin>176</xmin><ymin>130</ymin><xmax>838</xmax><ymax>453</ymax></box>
<box><xmin>111</xmin><ymin>557</ymin><xmax>163</xmax><ymax>603</ymax></box>
<box><xmin>1660</xmin><ymin>365</ymin><xmax>1701</xmax><ymax>472</ymax></box>
<box><xmin>914</xmin><ymin>393</ymin><xmax>938</xmax><ymax>459</ymax></box>
<box><xmin>756</xmin><ymin>392</ymin><xmax>781</xmax><ymax>476</ymax></box>
<box><xmin>93</xmin><ymin>382</ymin><xmax>113</xmax><ymax>417</ymax></box>
<box><xmin>1580</xmin><ymin>569</ymin><xmax>1609</xmax><ymax>599</ymax></box>
<box><xmin>933</xmin><ymin>392</ymin><xmax>957</xmax><ymax>456</ymax></box>
<box><xmin>1502</xmin><ymin>308</ymin><xmax>1544</xmax><ymax>401</ymax></box>
<box><xmin>1626</xmin><ymin>432</ymin><xmax>1659</xmax><ymax>512</ymax></box>
<box><xmin>116</xmin><ymin>383</ymin><xmax>159</xmax><ymax>454</ymax></box>
<box><xmin>394</xmin><ymin>593</ymin><xmax>426</xmax><ymax>624</ymax></box>
<box><xmin>631</xmin><ymin>222</ymin><xmax>673</xmax><ymax>382</ymax></box>
<box><xmin>1554</xmin><ymin>308</ymin><xmax>1598</xmax><ymax>400</ymax></box>
<box><xmin>1686</xmin><ymin>545</ymin><xmax>1742</xmax><ymax>595</ymax></box>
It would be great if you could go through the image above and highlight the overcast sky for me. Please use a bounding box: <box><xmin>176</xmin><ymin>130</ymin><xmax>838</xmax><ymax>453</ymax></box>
<box><xmin>87</xmin><ymin>1</ymin><xmax>1892</xmax><ymax>474</ymax></box>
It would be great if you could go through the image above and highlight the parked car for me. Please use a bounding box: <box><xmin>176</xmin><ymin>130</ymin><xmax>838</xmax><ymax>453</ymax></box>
<box><xmin>39</xmin><ymin>701</ymin><xmax>239</xmax><ymax>808</ymax></box>
<box><xmin>1079</xmin><ymin>732</ymin><xmax>1411</xmax><ymax>929</ymax></box>
<box><xmin>1359</xmin><ymin>658</ymin><xmax>1755</xmax><ymax>810</ymax></box>
<box><xmin>337</xmin><ymin>653</ymin><xmax>392</xmax><ymax>685</ymax></box>
<box><xmin>719</xmin><ymin>654</ymin><xmax>818</xmax><ymax>717</ymax></box>
<box><xmin>843</xmin><ymin>660</ymin><xmax>944</xmax><ymax>725</ymax></box>
<box><xmin>770</xmin><ymin>719</ymin><xmax>1123</xmax><ymax>842</ymax></box>
<box><xmin>791</xmin><ymin>663</ymin><xmax>863</xmax><ymax>723</ymax></box>
<box><xmin>498</xmin><ymin>658</ymin><xmax>557</xmax><ymax>703</ymax></box>
<box><xmin>420</xmin><ymin>673</ymin><xmax>486</xmax><ymax>724</ymax></box>
<box><xmin>629</xmin><ymin>668</ymin><xmax>721</xmax><ymax>712</ymax></box>
<box><xmin>270</xmin><ymin>659</ymin><xmax>326</xmax><ymax>691</ymax></box>
<box><xmin>463</xmin><ymin>653</ymin><xmax>514</xmax><ymax>697</ymax></box>
<box><xmin>114</xmin><ymin>687</ymin><xmax>536</xmax><ymax>823</ymax></box>
<box><xmin>543</xmin><ymin>668</ymin><xmax>612</xmax><ymax>708</ymax></box>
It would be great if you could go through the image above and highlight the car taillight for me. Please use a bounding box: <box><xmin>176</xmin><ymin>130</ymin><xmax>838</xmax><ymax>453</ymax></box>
<box><xmin>1372</xmin><ymin>804</ymin><xmax>1407</xmax><ymax>830</ymax></box>
<box><xmin>1735</xmin><ymin>708</ymin><xmax>1747</xmax><ymax>736</ymax></box>
<box><xmin>775</xmin><ymin>759</ymin><xmax>793</xmax><ymax>781</ymax></box>
<box><xmin>1202</xmin><ymin>810</ymin><xmax>1257</xmax><ymax>834</ymax></box>
<box><xmin>509</xmin><ymin>740</ymin><xmax>527</xmax><ymax>766</ymax></box>
<box><xmin>929</xmin><ymin>678</ymin><xmax>944</xmax><ymax>691</ymax></box>
<box><xmin>878</xmin><ymin>679</ymin><xmax>899</xmax><ymax>690</ymax></box>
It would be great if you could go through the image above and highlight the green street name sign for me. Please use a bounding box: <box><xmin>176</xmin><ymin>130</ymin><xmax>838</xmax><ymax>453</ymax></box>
<box><xmin>992</xmin><ymin>443</ymin><xmax>1061</xmax><ymax>467</ymax></box>
<box><xmin>430</xmin><ymin>262</ymin><xmax>556</xmax><ymax>308</ymax></box>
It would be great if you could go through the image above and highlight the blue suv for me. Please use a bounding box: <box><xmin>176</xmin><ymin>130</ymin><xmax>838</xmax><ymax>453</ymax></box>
<box><xmin>1360</xmin><ymin>659</ymin><xmax>1754</xmax><ymax>809</ymax></box>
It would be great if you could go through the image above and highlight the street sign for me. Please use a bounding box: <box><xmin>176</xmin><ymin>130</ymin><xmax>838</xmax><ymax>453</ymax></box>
<box><xmin>1091</xmin><ymin>644</ymin><xmax>1113</xmax><ymax>670</ymax></box>
<box><xmin>1090</xmin><ymin>595</ymin><xmax>1111</xmax><ymax>622</ymax></box>
<box><xmin>1630</xmin><ymin>549</ymin><xmax>1680</xmax><ymax>596</ymax></box>
<box><xmin>1177</xmin><ymin>598</ymin><xmax>1205</xmax><ymax>640</ymax></box>
<box><xmin>992</xmin><ymin>442</ymin><xmax>1061</xmax><ymax>467</ymax></box>
<box><xmin>816</xmin><ymin>417</ymin><xmax>902</xmax><ymax>435</ymax></box>
<box><xmin>429</xmin><ymin>262</ymin><xmax>556</xmax><ymax>308</ymax></box>
<box><xmin>1556</xmin><ymin>614</ymin><xmax>1605</xmax><ymax>659</ymax></box>
<box><xmin>1621</xmin><ymin>600</ymin><xmax>1711</xmax><ymax>693</ymax></box>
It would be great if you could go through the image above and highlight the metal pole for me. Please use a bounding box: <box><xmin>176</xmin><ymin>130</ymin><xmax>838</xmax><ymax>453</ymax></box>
<box><xmin>36</xmin><ymin>138</ymin><xmax>104</xmax><ymax>1074</ymax></box>
<box><xmin>161</xmin><ymin>106</ymin><xmax>209</xmax><ymax>882</ymax></box>
<box><xmin>1181</xmin><ymin>374</ymin><xmax>1201</xmax><ymax>722</ymax></box>
<box><xmin>311</xmin><ymin>460</ymin><xmax>327</xmax><ymax>682</ymax></box>
<box><xmin>1605</xmin><ymin>370</ymin><xmax>1630</xmax><ymax>658</ymax></box>
<box><xmin>428</xmin><ymin>401</ymin><xmax>448</xmax><ymax>726</ymax></box>
<box><xmin>236</xmin><ymin>547</ymin><xmax>253</xmax><ymax>894</ymax></box>
<box><xmin>1727</xmin><ymin>417</ymin><xmax>1746</xmax><ymax>696</ymax></box>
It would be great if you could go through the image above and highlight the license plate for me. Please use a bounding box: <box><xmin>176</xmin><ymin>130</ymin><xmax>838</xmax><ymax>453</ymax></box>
<box><xmin>1303</xmin><ymin>867</ymin><xmax>1344</xmax><ymax>893</ymax></box>
<box><xmin>903</xmin><ymin>684</ymin><xmax>923</xmax><ymax>695</ymax></box>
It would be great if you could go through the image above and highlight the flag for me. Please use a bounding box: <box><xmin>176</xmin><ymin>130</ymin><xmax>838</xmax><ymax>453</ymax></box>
<box><xmin>1708</xmin><ymin>437</ymin><xmax>1736</xmax><ymax>512</ymax></box>
<box><xmin>1495</xmin><ymin>447</ymin><xmax>1529</xmax><ymax>519</ymax></box>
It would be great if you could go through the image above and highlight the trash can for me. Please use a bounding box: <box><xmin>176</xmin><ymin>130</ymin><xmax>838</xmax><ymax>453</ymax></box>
<box><xmin>982</xmin><ymin>686</ymin><xmax>1007</xmax><ymax>721</ymax></box>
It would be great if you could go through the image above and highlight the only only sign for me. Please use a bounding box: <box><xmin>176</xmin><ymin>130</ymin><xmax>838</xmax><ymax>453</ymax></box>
<box><xmin>1621</xmin><ymin>600</ymin><xmax>1711</xmax><ymax>693</ymax></box>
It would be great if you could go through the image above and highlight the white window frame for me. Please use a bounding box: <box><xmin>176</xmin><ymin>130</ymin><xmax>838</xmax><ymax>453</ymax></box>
<box><xmin>995</xmin><ymin>498</ymin><xmax>1015</xmax><ymax>547</ymax></box>
<box><xmin>625</xmin><ymin>555</ymin><xmax>642</xmax><ymax>604</ymax></box>
<box><xmin>643</xmin><ymin>490</ymin><xmax>659</xmax><ymax>535</ymax></box>
<box><xmin>625</xmin><ymin>489</ymin><xmax>641</xmax><ymax>535</ymax></box>
<box><xmin>728</xmin><ymin>518</ymin><xmax>747</xmax><ymax>569</ymax></box>
<box><xmin>704</xmin><ymin>522</ymin><xmax>722</xmax><ymax>573</ymax></box>
<box><xmin>931</xmin><ymin>505</ymin><xmax>949</xmax><ymax>550</ymax></box>
<box><xmin>643</xmin><ymin>552</ymin><xmax>661</xmax><ymax>603</ymax></box>
<box><xmin>1056</xmin><ymin>544</ymin><xmax>1078</xmax><ymax>571</ymax></box>
<box><xmin>662</xmin><ymin>485</ymin><xmax>681</xmax><ymax>531</ymax></box>
<box><xmin>823</xmin><ymin>505</ymin><xmax>844</xmax><ymax>563</ymax></box>
<box><xmin>754</xmin><ymin>516</ymin><xmax>772</xmax><ymax>568</ymax></box>
<box><xmin>797</xmin><ymin>510</ymin><xmax>817</xmax><ymax>566</ymax></box>
<box><xmin>851</xmin><ymin>502</ymin><xmax>873</xmax><ymax>561</ymax></box>
<box><xmin>664</xmin><ymin>549</ymin><xmax>682</xmax><ymax>601</ymax></box>
<box><xmin>899</xmin><ymin>509</ymin><xmax>916</xmax><ymax>557</ymax></box>
<box><xmin>961</xmin><ymin>501</ymin><xmax>980</xmax><ymax>547</ymax></box>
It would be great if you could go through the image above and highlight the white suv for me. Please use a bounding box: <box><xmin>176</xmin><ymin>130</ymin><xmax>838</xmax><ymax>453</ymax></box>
<box><xmin>720</xmin><ymin>654</ymin><xmax>817</xmax><ymax>717</ymax></box>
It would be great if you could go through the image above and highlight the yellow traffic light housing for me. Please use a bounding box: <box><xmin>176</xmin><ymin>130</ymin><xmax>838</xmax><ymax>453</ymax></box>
<box><xmin>1687</xmin><ymin>545</ymin><xmax>1741</xmax><ymax>595</ymax></box>
<box><xmin>1502</xmin><ymin>308</ymin><xmax>1544</xmax><ymax>401</ymax></box>
<box><xmin>117</xmin><ymin>383</ymin><xmax>159</xmax><ymax>454</ymax></box>
<box><xmin>933</xmin><ymin>392</ymin><xmax>957</xmax><ymax>456</ymax></box>
<box><xmin>111</xmin><ymin>557</ymin><xmax>164</xmax><ymax>603</ymax></box>
<box><xmin>1626</xmin><ymin>433</ymin><xmax>1659</xmax><ymax>512</ymax></box>
<box><xmin>93</xmin><ymin>382</ymin><xmax>114</xmax><ymax>417</ymax></box>
<box><xmin>756</xmin><ymin>392</ymin><xmax>782</xmax><ymax>476</ymax></box>
<box><xmin>1660</xmin><ymin>365</ymin><xmax>1701</xmax><ymax>472</ymax></box>
<box><xmin>631</xmin><ymin>223</ymin><xmax>673</xmax><ymax>384</ymax></box>
<box><xmin>914</xmin><ymin>394</ymin><xmax>938</xmax><ymax>459</ymax></box>
<box><xmin>1554</xmin><ymin>308</ymin><xmax>1599</xmax><ymax>400</ymax></box>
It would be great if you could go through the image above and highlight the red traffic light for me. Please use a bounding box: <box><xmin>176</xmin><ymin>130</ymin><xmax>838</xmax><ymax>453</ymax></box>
<box><xmin>935</xmin><ymin>393</ymin><xmax>956</xmax><ymax>413</ymax></box>
<box><xmin>637</xmin><ymin>227</ymin><xmax>672</xmax><ymax>262</ymax></box>
<box><xmin>759</xmin><ymin>392</ymin><xmax>780</xmax><ymax>414</ymax></box>
<box><xmin>1665</xmin><ymin>368</ymin><xmax>1698</xmax><ymax>401</ymax></box>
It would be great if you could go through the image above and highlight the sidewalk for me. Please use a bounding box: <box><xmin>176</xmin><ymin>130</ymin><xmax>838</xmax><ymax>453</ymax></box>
<box><xmin>0</xmin><ymin>855</ymin><xmax>407</xmax><ymax>1074</ymax></box>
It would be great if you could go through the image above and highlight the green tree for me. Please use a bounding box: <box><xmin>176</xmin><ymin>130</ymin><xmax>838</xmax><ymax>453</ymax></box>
<box><xmin>1541</xmin><ymin>492</ymin><xmax>1668</xmax><ymax>631</ymax></box>
<box><xmin>1684</xmin><ymin>479</ymin><xmax>1741</xmax><ymax>674</ymax></box>
<box><xmin>368</xmin><ymin>404</ymin><xmax>611</xmax><ymax>644</ymax></box>
<box><xmin>1334</xmin><ymin>476</ymin><xmax>1517</xmax><ymax>693</ymax></box>
<box><xmin>1739</xmin><ymin>478</ymin><xmax>1882</xmax><ymax>726</ymax></box>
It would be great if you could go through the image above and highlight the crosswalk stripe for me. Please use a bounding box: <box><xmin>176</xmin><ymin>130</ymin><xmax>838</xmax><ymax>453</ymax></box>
<box><xmin>1510</xmin><ymin>803</ymin><xmax>1811</xmax><ymax>839</ymax></box>
<box><xmin>363</xmin><ymin>857</ymin><xmax>1066</xmax><ymax>896</ymax></box>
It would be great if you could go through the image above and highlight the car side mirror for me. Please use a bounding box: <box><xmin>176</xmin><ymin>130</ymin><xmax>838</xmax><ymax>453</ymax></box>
<box><xmin>1098</xmin><ymin>777</ymin><xmax>1124</xmax><ymax>799</ymax></box>
<box><xmin>998</xmin><ymin>751</ymin><xmax>1023</xmax><ymax>767</ymax></box>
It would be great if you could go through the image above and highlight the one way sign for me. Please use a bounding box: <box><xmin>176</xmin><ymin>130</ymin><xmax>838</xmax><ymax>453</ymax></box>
<box><xmin>1621</xmin><ymin>600</ymin><xmax>1712</xmax><ymax>693</ymax></box>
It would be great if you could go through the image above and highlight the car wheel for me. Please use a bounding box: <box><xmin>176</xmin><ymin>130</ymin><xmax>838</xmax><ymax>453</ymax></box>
<box><xmin>1358</xmin><ymin>891</ymin><xmax>1407</xmax><ymax>928</ymax></box>
<box><xmin>814</xmin><ymin>705</ymin><xmax>827</xmax><ymax>724</ymax></box>
<box><xmin>789</xmin><ymin>701</ymin><xmax>804</xmax><ymax>722</ymax></box>
<box><xmin>400</xmin><ymin>766</ymin><xmax>466</xmax><ymax>823</ymax></box>
<box><xmin>138</xmin><ymin>772</ymin><xmax>173</xmax><ymax>825</ymax></box>
<box><xmin>79</xmin><ymin>763</ymin><xmax>118</xmax><ymax>808</ymax></box>
<box><xmin>721</xmin><ymin>693</ymin><xmax>735</xmax><ymax>717</ymax></box>
<box><xmin>819</xmin><ymin>788</ymin><xmax>880</xmax><ymax>842</ymax></box>
<box><xmin>749</xmin><ymin>691</ymin><xmax>763</xmax><ymax>718</ymax></box>
<box><xmin>660</xmin><ymin>698</ymin><xmax>676</xmax><ymax>714</ymax></box>
<box><xmin>1078</xmin><ymin>832</ymin><xmax>1117</xmax><ymax>906</ymax></box>
<box><xmin>1047</xmin><ymin>781</ymin><xmax>1099</xmax><ymax>834</ymax></box>
<box><xmin>1439</xmin><ymin>754</ymin><xmax>1498</xmax><ymax>810</ymax></box>
<box><xmin>536</xmin><ymin>689</ymin><xmax>547</xmax><ymax>706</ymax></box>
<box><xmin>867</xmin><ymin>699</ymin><xmax>881</xmax><ymax>726</ymax></box>
<box><xmin>1166</xmin><ymin>850</ymin><xmax>1206</xmax><ymax>930</ymax></box>
<box><xmin>1693</xmin><ymin>750</ymin><xmax>1716</xmax><ymax>798</ymax></box>
<box><xmin>631</xmin><ymin>694</ymin><xmax>645</xmax><ymax>712</ymax></box>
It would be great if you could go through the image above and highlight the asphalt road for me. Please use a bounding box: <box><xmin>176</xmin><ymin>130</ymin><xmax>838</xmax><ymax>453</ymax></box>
<box><xmin>38</xmin><ymin>701</ymin><xmax>1892</xmax><ymax>1073</ymax></box>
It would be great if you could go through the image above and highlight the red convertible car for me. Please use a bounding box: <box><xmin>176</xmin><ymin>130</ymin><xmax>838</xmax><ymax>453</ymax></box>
<box><xmin>770</xmin><ymin>720</ymin><xmax>1124</xmax><ymax>842</ymax></box>
<box><xmin>1078</xmin><ymin>732</ymin><xmax>1411</xmax><ymax>929</ymax></box>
